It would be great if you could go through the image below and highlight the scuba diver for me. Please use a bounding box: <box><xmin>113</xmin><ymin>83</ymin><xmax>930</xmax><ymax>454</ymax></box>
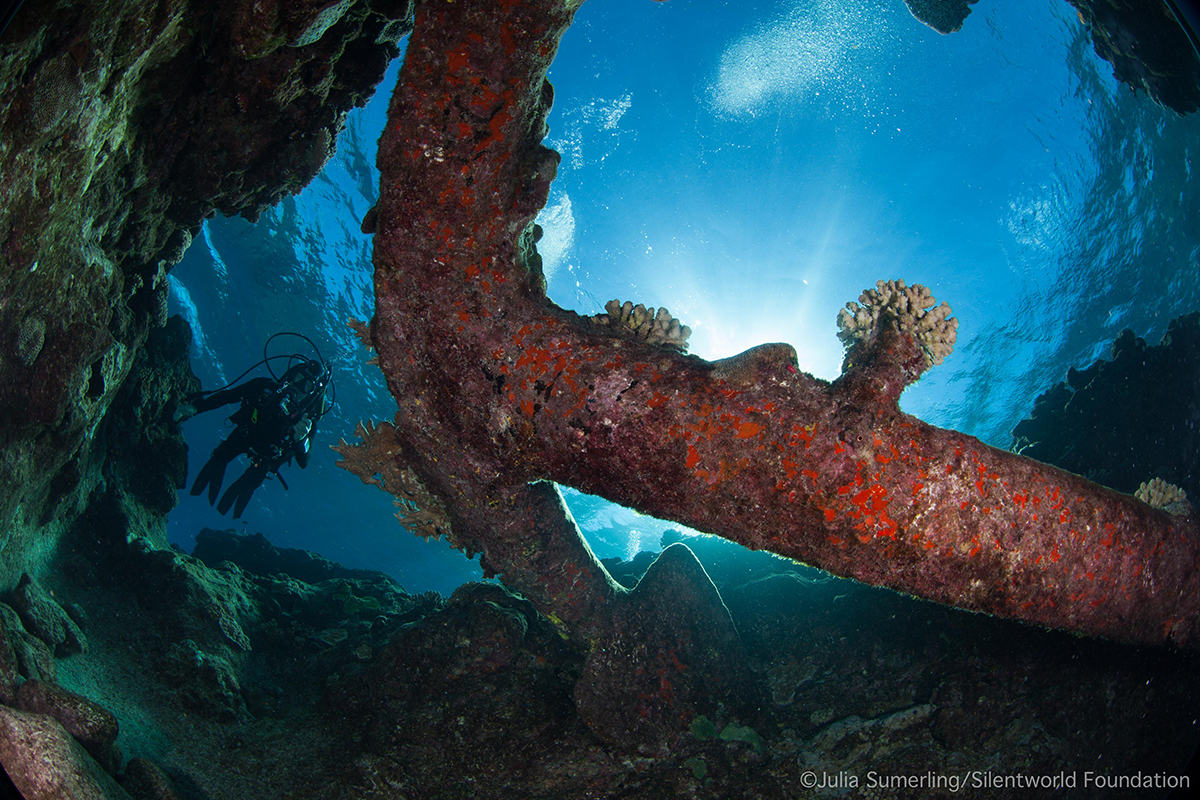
<box><xmin>176</xmin><ymin>334</ymin><xmax>334</xmax><ymax>519</ymax></box>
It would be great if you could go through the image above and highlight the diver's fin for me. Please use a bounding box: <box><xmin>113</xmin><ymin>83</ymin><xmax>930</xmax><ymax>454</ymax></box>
<box><xmin>190</xmin><ymin>456</ymin><xmax>228</xmax><ymax>506</ymax></box>
<box><xmin>217</xmin><ymin>465</ymin><xmax>267</xmax><ymax>518</ymax></box>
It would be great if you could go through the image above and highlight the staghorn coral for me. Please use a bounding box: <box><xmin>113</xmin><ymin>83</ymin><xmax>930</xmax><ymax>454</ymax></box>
<box><xmin>331</xmin><ymin>419</ymin><xmax>449</xmax><ymax>540</ymax></box>
<box><xmin>590</xmin><ymin>299</ymin><xmax>691</xmax><ymax>351</ymax></box>
<box><xmin>837</xmin><ymin>279</ymin><xmax>958</xmax><ymax>371</ymax></box>
<box><xmin>1136</xmin><ymin>478</ymin><xmax>1191</xmax><ymax>516</ymax></box>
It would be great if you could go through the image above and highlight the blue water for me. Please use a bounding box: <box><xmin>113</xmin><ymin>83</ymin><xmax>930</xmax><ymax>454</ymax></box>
<box><xmin>168</xmin><ymin>0</ymin><xmax>1200</xmax><ymax>594</ymax></box>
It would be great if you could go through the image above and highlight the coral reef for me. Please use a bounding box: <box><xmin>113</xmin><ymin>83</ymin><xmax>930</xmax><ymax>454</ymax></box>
<box><xmin>3</xmin><ymin>523</ymin><xmax>1194</xmax><ymax>799</ymax></box>
<box><xmin>192</xmin><ymin>528</ymin><xmax>394</xmax><ymax>584</ymax></box>
<box><xmin>0</xmin><ymin>0</ymin><xmax>1198</xmax><ymax>793</ymax></box>
<box><xmin>10</xmin><ymin>573</ymin><xmax>87</xmax><ymax>657</ymax></box>
<box><xmin>590</xmin><ymin>299</ymin><xmax>692</xmax><ymax>351</ymax></box>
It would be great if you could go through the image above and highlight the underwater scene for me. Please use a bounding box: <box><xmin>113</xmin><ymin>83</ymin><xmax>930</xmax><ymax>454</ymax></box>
<box><xmin>1</xmin><ymin>0</ymin><xmax>1200</xmax><ymax>797</ymax></box>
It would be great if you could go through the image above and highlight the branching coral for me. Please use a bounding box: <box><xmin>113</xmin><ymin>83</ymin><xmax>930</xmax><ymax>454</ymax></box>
<box><xmin>837</xmin><ymin>279</ymin><xmax>958</xmax><ymax>371</ymax></box>
<box><xmin>346</xmin><ymin>317</ymin><xmax>377</xmax><ymax>365</ymax></box>
<box><xmin>590</xmin><ymin>300</ymin><xmax>691</xmax><ymax>351</ymax></box>
<box><xmin>330</xmin><ymin>420</ymin><xmax>450</xmax><ymax>540</ymax></box>
<box><xmin>1136</xmin><ymin>478</ymin><xmax>1191</xmax><ymax>516</ymax></box>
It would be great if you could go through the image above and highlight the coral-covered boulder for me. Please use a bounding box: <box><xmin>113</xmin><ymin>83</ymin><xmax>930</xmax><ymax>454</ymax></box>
<box><xmin>16</xmin><ymin>680</ymin><xmax>122</xmax><ymax>775</ymax></box>
<box><xmin>0</xmin><ymin>705</ymin><xmax>131</xmax><ymax>800</ymax></box>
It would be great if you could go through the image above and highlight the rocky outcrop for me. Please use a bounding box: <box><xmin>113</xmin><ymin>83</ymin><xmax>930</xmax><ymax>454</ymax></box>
<box><xmin>10</xmin><ymin>572</ymin><xmax>88</xmax><ymax>656</ymax></box>
<box><xmin>192</xmin><ymin>528</ymin><xmax>396</xmax><ymax>585</ymax></box>
<box><xmin>0</xmin><ymin>0</ymin><xmax>413</xmax><ymax>590</ymax></box>
<box><xmin>902</xmin><ymin>0</ymin><xmax>979</xmax><ymax>34</ymax></box>
<box><xmin>0</xmin><ymin>519</ymin><xmax>1195</xmax><ymax>799</ymax></box>
<box><xmin>903</xmin><ymin>0</ymin><xmax>1200</xmax><ymax>115</ymax></box>
<box><xmin>1065</xmin><ymin>0</ymin><xmax>1200</xmax><ymax>115</ymax></box>
<box><xmin>1012</xmin><ymin>312</ymin><xmax>1200</xmax><ymax>500</ymax></box>
<box><xmin>97</xmin><ymin>316</ymin><xmax>200</xmax><ymax>544</ymax></box>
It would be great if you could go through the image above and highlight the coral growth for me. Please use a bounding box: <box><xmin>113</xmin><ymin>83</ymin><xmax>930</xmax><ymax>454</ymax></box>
<box><xmin>15</xmin><ymin>316</ymin><xmax>45</xmax><ymax>367</ymax></box>
<box><xmin>347</xmin><ymin>316</ymin><xmax>378</xmax><ymax>365</ymax></box>
<box><xmin>0</xmin><ymin>0</ymin><xmax>414</xmax><ymax>589</ymax></box>
<box><xmin>837</xmin><ymin>279</ymin><xmax>958</xmax><ymax>371</ymax></box>
<box><xmin>1136</xmin><ymin>478</ymin><xmax>1190</xmax><ymax>516</ymax></box>
<box><xmin>347</xmin><ymin>316</ymin><xmax>374</xmax><ymax>352</ymax></box>
<box><xmin>29</xmin><ymin>53</ymin><xmax>83</xmax><ymax>135</ymax></box>
<box><xmin>710</xmin><ymin>342</ymin><xmax>799</xmax><ymax>385</ymax></box>
<box><xmin>591</xmin><ymin>299</ymin><xmax>691</xmax><ymax>351</ymax></box>
<box><xmin>331</xmin><ymin>419</ymin><xmax>450</xmax><ymax>540</ymax></box>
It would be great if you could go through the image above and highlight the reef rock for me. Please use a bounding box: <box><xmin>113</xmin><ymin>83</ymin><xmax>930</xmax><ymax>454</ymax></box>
<box><xmin>10</xmin><ymin>572</ymin><xmax>88</xmax><ymax>656</ymax></box>
<box><xmin>192</xmin><ymin>528</ymin><xmax>394</xmax><ymax>585</ymax></box>
<box><xmin>1065</xmin><ymin>0</ymin><xmax>1200</xmax><ymax>115</ymax></box>
<box><xmin>574</xmin><ymin>544</ymin><xmax>759</xmax><ymax>756</ymax></box>
<box><xmin>119</xmin><ymin>758</ymin><xmax>183</xmax><ymax>800</ymax></box>
<box><xmin>0</xmin><ymin>607</ymin><xmax>18</xmax><ymax>705</ymax></box>
<box><xmin>97</xmin><ymin>316</ymin><xmax>200</xmax><ymax>544</ymax></box>
<box><xmin>0</xmin><ymin>601</ymin><xmax>57</xmax><ymax>684</ymax></box>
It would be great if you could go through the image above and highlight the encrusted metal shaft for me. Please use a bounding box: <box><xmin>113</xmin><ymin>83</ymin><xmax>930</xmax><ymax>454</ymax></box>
<box><xmin>368</xmin><ymin>0</ymin><xmax>1200</xmax><ymax>649</ymax></box>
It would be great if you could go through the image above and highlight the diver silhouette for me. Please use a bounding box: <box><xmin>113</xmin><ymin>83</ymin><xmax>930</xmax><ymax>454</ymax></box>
<box><xmin>178</xmin><ymin>338</ymin><xmax>333</xmax><ymax>519</ymax></box>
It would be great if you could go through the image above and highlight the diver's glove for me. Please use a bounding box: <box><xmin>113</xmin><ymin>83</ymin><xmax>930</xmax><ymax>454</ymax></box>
<box><xmin>173</xmin><ymin>392</ymin><xmax>204</xmax><ymax>422</ymax></box>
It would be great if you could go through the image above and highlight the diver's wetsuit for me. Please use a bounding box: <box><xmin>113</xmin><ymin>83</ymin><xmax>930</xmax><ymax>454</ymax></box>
<box><xmin>188</xmin><ymin>373</ymin><xmax>320</xmax><ymax>518</ymax></box>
